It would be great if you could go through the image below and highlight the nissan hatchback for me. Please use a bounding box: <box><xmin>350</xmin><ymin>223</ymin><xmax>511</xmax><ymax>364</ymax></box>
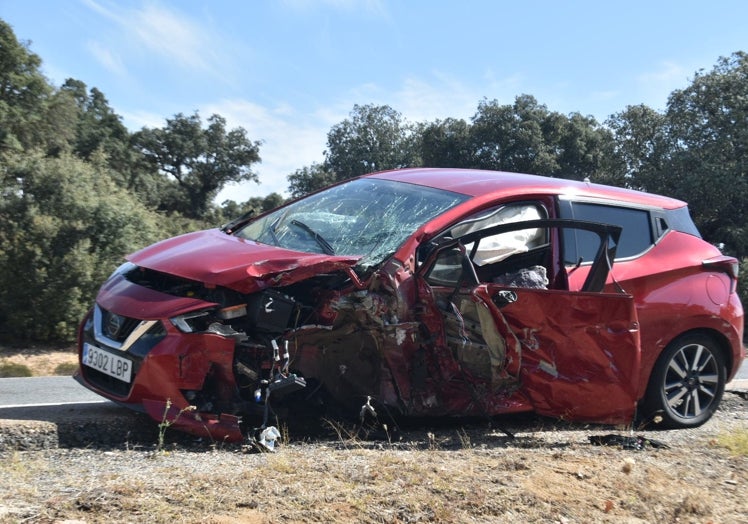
<box><xmin>76</xmin><ymin>168</ymin><xmax>745</xmax><ymax>442</ymax></box>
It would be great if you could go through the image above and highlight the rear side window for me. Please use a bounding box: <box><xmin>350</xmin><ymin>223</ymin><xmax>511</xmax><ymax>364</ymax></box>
<box><xmin>564</xmin><ymin>202</ymin><xmax>653</xmax><ymax>264</ymax></box>
<box><xmin>664</xmin><ymin>206</ymin><xmax>701</xmax><ymax>238</ymax></box>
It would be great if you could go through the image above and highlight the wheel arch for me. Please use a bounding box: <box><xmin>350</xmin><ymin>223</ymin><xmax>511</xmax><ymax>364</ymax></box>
<box><xmin>638</xmin><ymin>328</ymin><xmax>731</xmax><ymax>428</ymax></box>
<box><xmin>661</xmin><ymin>327</ymin><xmax>735</xmax><ymax>377</ymax></box>
<box><xmin>640</xmin><ymin>320</ymin><xmax>741</xmax><ymax>398</ymax></box>
<box><xmin>639</xmin><ymin>326</ymin><xmax>737</xmax><ymax>402</ymax></box>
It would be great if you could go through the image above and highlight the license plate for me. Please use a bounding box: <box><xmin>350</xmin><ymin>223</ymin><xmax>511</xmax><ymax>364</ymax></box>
<box><xmin>82</xmin><ymin>343</ymin><xmax>133</xmax><ymax>383</ymax></box>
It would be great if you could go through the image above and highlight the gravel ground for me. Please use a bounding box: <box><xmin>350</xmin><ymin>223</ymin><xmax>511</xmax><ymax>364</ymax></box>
<box><xmin>0</xmin><ymin>390</ymin><xmax>746</xmax><ymax>523</ymax></box>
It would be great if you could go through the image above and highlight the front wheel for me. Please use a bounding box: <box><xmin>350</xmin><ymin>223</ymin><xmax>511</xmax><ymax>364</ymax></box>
<box><xmin>641</xmin><ymin>333</ymin><xmax>726</xmax><ymax>429</ymax></box>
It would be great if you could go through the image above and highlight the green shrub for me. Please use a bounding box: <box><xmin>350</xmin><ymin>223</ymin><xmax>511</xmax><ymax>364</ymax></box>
<box><xmin>0</xmin><ymin>154</ymin><xmax>164</xmax><ymax>342</ymax></box>
<box><xmin>716</xmin><ymin>428</ymin><xmax>748</xmax><ymax>457</ymax></box>
<box><xmin>53</xmin><ymin>361</ymin><xmax>79</xmax><ymax>376</ymax></box>
<box><xmin>0</xmin><ymin>361</ymin><xmax>33</xmax><ymax>377</ymax></box>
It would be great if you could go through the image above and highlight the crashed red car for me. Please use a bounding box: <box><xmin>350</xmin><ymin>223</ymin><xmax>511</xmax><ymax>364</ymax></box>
<box><xmin>76</xmin><ymin>168</ymin><xmax>745</xmax><ymax>442</ymax></box>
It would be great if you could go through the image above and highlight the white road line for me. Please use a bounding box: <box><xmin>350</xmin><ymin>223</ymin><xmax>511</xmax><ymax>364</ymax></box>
<box><xmin>0</xmin><ymin>400</ymin><xmax>112</xmax><ymax>409</ymax></box>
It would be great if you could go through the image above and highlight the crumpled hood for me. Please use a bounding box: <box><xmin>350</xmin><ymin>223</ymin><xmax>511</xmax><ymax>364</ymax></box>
<box><xmin>127</xmin><ymin>228</ymin><xmax>361</xmax><ymax>294</ymax></box>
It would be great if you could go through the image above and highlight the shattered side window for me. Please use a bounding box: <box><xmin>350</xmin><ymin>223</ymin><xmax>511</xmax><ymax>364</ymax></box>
<box><xmin>236</xmin><ymin>179</ymin><xmax>468</xmax><ymax>269</ymax></box>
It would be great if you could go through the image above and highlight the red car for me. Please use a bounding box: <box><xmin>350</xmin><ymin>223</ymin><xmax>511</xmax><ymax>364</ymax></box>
<box><xmin>76</xmin><ymin>168</ymin><xmax>745</xmax><ymax>442</ymax></box>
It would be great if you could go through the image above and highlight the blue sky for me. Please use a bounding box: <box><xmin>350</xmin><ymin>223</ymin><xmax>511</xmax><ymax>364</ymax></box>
<box><xmin>3</xmin><ymin>0</ymin><xmax>747</xmax><ymax>203</ymax></box>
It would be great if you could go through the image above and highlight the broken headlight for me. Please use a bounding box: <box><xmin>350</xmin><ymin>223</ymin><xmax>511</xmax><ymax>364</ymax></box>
<box><xmin>170</xmin><ymin>310</ymin><xmax>212</xmax><ymax>333</ymax></box>
<box><xmin>170</xmin><ymin>305</ymin><xmax>250</xmax><ymax>334</ymax></box>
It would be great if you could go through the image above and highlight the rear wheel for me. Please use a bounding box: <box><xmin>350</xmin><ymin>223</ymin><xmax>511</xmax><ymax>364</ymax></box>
<box><xmin>642</xmin><ymin>333</ymin><xmax>726</xmax><ymax>429</ymax></box>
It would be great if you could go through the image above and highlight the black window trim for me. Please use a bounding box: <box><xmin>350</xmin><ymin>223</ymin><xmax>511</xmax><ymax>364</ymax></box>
<box><xmin>419</xmin><ymin>218</ymin><xmax>623</xmax><ymax>293</ymax></box>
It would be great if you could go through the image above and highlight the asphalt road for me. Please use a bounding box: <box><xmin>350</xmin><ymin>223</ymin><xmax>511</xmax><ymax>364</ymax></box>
<box><xmin>0</xmin><ymin>376</ymin><xmax>127</xmax><ymax>429</ymax></box>
<box><xmin>0</xmin><ymin>376</ymin><xmax>109</xmax><ymax>408</ymax></box>
<box><xmin>0</xmin><ymin>360</ymin><xmax>746</xmax><ymax>419</ymax></box>
<box><xmin>738</xmin><ymin>359</ymin><xmax>748</xmax><ymax>380</ymax></box>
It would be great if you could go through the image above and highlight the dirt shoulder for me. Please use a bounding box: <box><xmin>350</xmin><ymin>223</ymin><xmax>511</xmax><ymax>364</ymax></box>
<box><xmin>0</xmin><ymin>348</ymin><xmax>746</xmax><ymax>523</ymax></box>
<box><xmin>0</xmin><ymin>345</ymin><xmax>78</xmax><ymax>376</ymax></box>
<box><xmin>0</xmin><ymin>394</ymin><xmax>745</xmax><ymax>523</ymax></box>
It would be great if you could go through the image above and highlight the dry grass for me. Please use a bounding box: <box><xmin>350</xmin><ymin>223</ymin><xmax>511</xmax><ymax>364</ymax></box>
<box><xmin>0</xmin><ymin>346</ymin><xmax>77</xmax><ymax>377</ymax></box>
<box><xmin>1</xmin><ymin>401</ymin><xmax>747</xmax><ymax>523</ymax></box>
<box><xmin>1</xmin><ymin>347</ymin><xmax>746</xmax><ymax>522</ymax></box>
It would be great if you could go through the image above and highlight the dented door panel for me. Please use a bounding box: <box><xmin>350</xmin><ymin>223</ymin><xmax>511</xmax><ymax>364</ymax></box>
<box><xmin>415</xmin><ymin>217</ymin><xmax>641</xmax><ymax>424</ymax></box>
<box><xmin>418</xmin><ymin>282</ymin><xmax>640</xmax><ymax>423</ymax></box>
<box><xmin>472</xmin><ymin>285</ymin><xmax>641</xmax><ymax>423</ymax></box>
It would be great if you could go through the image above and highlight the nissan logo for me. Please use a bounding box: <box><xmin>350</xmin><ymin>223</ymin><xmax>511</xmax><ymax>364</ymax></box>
<box><xmin>105</xmin><ymin>313</ymin><xmax>124</xmax><ymax>338</ymax></box>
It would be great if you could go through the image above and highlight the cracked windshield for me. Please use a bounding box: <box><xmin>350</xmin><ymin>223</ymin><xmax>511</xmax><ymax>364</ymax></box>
<box><xmin>236</xmin><ymin>178</ymin><xmax>468</xmax><ymax>269</ymax></box>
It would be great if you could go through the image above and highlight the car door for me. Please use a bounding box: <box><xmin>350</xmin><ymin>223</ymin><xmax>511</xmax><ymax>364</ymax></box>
<box><xmin>417</xmin><ymin>218</ymin><xmax>642</xmax><ymax>424</ymax></box>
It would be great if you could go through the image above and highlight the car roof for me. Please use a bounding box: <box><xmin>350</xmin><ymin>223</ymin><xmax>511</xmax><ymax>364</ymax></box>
<box><xmin>367</xmin><ymin>168</ymin><xmax>687</xmax><ymax>210</ymax></box>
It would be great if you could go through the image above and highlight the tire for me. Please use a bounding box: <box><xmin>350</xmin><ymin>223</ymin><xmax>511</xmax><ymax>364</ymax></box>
<box><xmin>641</xmin><ymin>333</ymin><xmax>726</xmax><ymax>429</ymax></box>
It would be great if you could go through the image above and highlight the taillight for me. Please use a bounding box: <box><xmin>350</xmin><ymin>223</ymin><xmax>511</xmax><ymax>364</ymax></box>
<box><xmin>702</xmin><ymin>256</ymin><xmax>739</xmax><ymax>292</ymax></box>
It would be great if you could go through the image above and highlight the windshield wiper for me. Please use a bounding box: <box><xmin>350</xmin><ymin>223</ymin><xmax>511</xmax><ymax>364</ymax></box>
<box><xmin>266</xmin><ymin>215</ymin><xmax>283</xmax><ymax>246</ymax></box>
<box><xmin>290</xmin><ymin>219</ymin><xmax>335</xmax><ymax>255</ymax></box>
<box><xmin>220</xmin><ymin>209</ymin><xmax>254</xmax><ymax>234</ymax></box>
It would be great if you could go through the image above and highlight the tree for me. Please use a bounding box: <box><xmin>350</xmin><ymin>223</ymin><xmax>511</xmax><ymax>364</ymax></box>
<box><xmin>0</xmin><ymin>25</ymin><xmax>115</xmax><ymax>161</ymax></box>
<box><xmin>469</xmin><ymin>95</ymin><xmax>560</xmax><ymax>175</ymax></box>
<box><xmin>60</xmin><ymin>79</ymin><xmax>131</xmax><ymax>171</ymax></box>
<box><xmin>664</xmin><ymin>52</ymin><xmax>748</xmax><ymax>257</ymax></box>
<box><xmin>605</xmin><ymin>53</ymin><xmax>748</xmax><ymax>257</ymax></box>
<box><xmin>324</xmin><ymin>104</ymin><xmax>419</xmax><ymax>181</ymax></box>
<box><xmin>466</xmin><ymin>95</ymin><xmax>617</xmax><ymax>181</ymax></box>
<box><xmin>0</xmin><ymin>153</ymin><xmax>161</xmax><ymax>341</ymax></box>
<box><xmin>0</xmin><ymin>19</ymin><xmax>52</xmax><ymax>152</ymax></box>
<box><xmin>287</xmin><ymin>162</ymin><xmax>336</xmax><ymax>198</ymax></box>
<box><xmin>418</xmin><ymin>118</ymin><xmax>473</xmax><ymax>168</ymax></box>
<box><xmin>220</xmin><ymin>192</ymin><xmax>286</xmax><ymax>223</ymax></box>
<box><xmin>41</xmin><ymin>87</ymin><xmax>79</xmax><ymax>157</ymax></box>
<box><xmin>555</xmin><ymin>112</ymin><xmax>617</xmax><ymax>182</ymax></box>
<box><xmin>132</xmin><ymin>113</ymin><xmax>261</xmax><ymax>219</ymax></box>
<box><xmin>604</xmin><ymin>104</ymin><xmax>671</xmax><ymax>189</ymax></box>
<box><xmin>244</xmin><ymin>192</ymin><xmax>285</xmax><ymax>214</ymax></box>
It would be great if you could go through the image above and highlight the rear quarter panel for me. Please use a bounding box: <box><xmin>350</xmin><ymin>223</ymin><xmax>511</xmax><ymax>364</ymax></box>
<box><xmin>568</xmin><ymin>231</ymin><xmax>744</xmax><ymax>397</ymax></box>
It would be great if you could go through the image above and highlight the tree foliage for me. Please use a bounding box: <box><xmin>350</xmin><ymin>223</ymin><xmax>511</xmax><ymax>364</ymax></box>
<box><xmin>220</xmin><ymin>192</ymin><xmax>286</xmax><ymax>223</ymax></box>
<box><xmin>470</xmin><ymin>95</ymin><xmax>561</xmax><ymax>175</ymax></box>
<box><xmin>665</xmin><ymin>52</ymin><xmax>748</xmax><ymax>256</ymax></box>
<box><xmin>287</xmin><ymin>163</ymin><xmax>337</xmax><ymax>199</ymax></box>
<box><xmin>0</xmin><ymin>21</ymin><xmax>266</xmax><ymax>342</ymax></box>
<box><xmin>0</xmin><ymin>19</ymin><xmax>52</xmax><ymax>152</ymax></box>
<box><xmin>467</xmin><ymin>95</ymin><xmax>615</xmax><ymax>181</ymax></box>
<box><xmin>132</xmin><ymin>113</ymin><xmax>262</xmax><ymax>219</ymax></box>
<box><xmin>325</xmin><ymin>104</ymin><xmax>419</xmax><ymax>181</ymax></box>
<box><xmin>602</xmin><ymin>105</ymin><xmax>670</xmax><ymax>189</ymax></box>
<box><xmin>418</xmin><ymin>118</ymin><xmax>473</xmax><ymax>168</ymax></box>
<box><xmin>60</xmin><ymin>79</ymin><xmax>131</xmax><ymax>170</ymax></box>
<box><xmin>606</xmin><ymin>52</ymin><xmax>748</xmax><ymax>257</ymax></box>
<box><xmin>0</xmin><ymin>154</ymin><xmax>160</xmax><ymax>341</ymax></box>
<box><xmin>286</xmin><ymin>104</ymin><xmax>419</xmax><ymax>195</ymax></box>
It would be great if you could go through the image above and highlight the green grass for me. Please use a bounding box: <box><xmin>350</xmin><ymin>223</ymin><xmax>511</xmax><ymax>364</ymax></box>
<box><xmin>0</xmin><ymin>360</ymin><xmax>33</xmax><ymax>377</ymax></box>
<box><xmin>54</xmin><ymin>361</ymin><xmax>79</xmax><ymax>375</ymax></box>
<box><xmin>716</xmin><ymin>428</ymin><xmax>748</xmax><ymax>456</ymax></box>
